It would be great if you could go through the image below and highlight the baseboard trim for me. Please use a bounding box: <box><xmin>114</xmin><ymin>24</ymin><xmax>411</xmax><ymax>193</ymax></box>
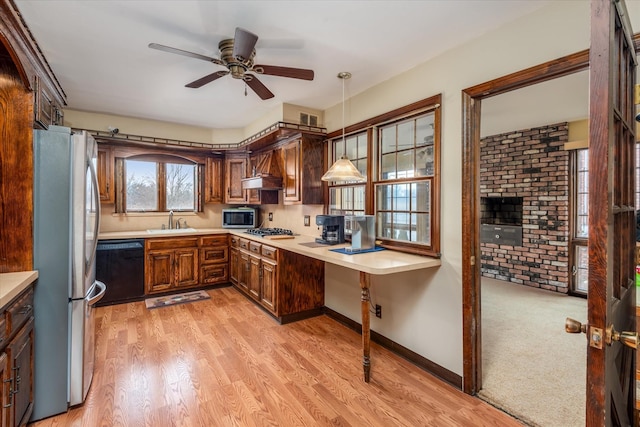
<box><xmin>323</xmin><ymin>307</ymin><xmax>462</xmax><ymax>389</ymax></box>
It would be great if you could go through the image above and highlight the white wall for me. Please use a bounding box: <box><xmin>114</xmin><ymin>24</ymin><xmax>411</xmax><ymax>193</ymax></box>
<box><xmin>324</xmin><ymin>0</ymin><xmax>602</xmax><ymax>377</ymax></box>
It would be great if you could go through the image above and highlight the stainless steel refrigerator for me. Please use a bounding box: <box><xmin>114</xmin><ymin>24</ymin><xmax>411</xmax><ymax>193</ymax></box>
<box><xmin>32</xmin><ymin>125</ymin><xmax>105</xmax><ymax>421</ymax></box>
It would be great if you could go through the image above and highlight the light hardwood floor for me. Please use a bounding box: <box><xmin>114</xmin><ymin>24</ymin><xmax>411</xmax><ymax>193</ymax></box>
<box><xmin>29</xmin><ymin>286</ymin><xmax>522</xmax><ymax>427</ymax></box>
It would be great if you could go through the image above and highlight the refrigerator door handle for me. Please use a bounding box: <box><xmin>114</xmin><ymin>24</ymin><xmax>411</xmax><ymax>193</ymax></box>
<box><xmin>86</xmin><ymin>280</ymin><xmax>106</xmax><ymax>306</ymax></box>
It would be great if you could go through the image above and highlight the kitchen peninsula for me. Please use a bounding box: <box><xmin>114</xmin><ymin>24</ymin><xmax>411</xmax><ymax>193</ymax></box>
<box><xmin>98</xmin><ymin>228</ymin><xmax>441</xmax><ymax>382</ymax></box>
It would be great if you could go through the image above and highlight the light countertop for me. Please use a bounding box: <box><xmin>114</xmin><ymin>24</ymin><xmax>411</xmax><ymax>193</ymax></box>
<box><xmin>99</xmin><ymin>228</ymin><xmax>441</xmax><ymax>275</ymax></box>
<box><xmin>0</xmin><ymin>270</ymin><xmax>38</xmax><ymax>308</ymax></box>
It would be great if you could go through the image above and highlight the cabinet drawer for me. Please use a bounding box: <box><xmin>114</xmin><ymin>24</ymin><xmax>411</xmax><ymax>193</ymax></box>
<box><xmin>261</xmin><ymin>245</ymin><xmax>278</xmax><ymax>261</ymax></box>
<box><xmin>7</xmin><ymin>288</ymin><xmax>34</xmax><ymax>337</ymax></box>
<box><xmin>200</xmin><ymin>235</ymin><xmax>228</xmax><ymax>247</ymax></box>
<box><xmin>200</xmin><ymin>246</ymin><xmax>229</xmax><ymax>264</ymax></box>
<box><xmin>249</xmin><ymin>241</ymin><xmax>262</xmax><ymax>255</ymax></box>
<box><xmin>239</xmin><ymin>238</ymin><xmax>250</xmax><ymax>250</ymax></box>
<box><xmin>146</xmin><ymin>237</ymin><xmax>198</xmax><ymax>250</ymax></box>
<box><xmin>230</xmin><ymin>236</ymin><xmax>240</xmax><ymax>248</ymax></box>
<box><xmin>200</xmin><ymin>264</ymin><xmax>229</xmax><ymax>284</ymax></box>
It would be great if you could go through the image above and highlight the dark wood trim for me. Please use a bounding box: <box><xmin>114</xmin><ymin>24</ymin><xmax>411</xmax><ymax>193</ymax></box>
<box><xmin>463</xmin><ymin>50</ymin><xmax>589</xmax><ymax>99</ymax></box>
<box><xmin>326</xmin><ymin>94</ymin><xmax>442</xmax><ymax>139</ymax></box>
<box><xmin>461</xmin><ymin>49</ymin><xmax>594</xmax><ymax>396</ymax></box>
<box><xmin>323</xmin><ymin>307</ymin><xmax>462</xmax><ymax>389</ymax></box>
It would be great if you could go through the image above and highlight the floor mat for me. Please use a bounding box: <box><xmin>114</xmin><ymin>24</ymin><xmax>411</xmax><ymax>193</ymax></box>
<box><xmin>145</xmin><ymin>290</ymin><xmax>210</xmax><ymax>309</ymax></box>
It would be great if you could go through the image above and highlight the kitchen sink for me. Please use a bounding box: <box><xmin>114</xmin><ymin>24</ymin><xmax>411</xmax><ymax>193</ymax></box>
<box><xmin>146</xmin><ymin>228</ymin><xmax>197</xmax><ymax>234</ymax></box>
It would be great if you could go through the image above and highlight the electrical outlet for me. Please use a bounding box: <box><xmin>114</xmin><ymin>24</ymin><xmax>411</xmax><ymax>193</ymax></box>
<box><xmin>304</xmin><ymin>215</ymin><xmax>310</xmax><ymax>226</ymax></box>
<box><xmin>375</xmin><ymin>305</ymin><xmax>382</xmax><ymax>318</ymax></box>
<box><xmin>268</xmin><ymin>212</ymin><xmax>273</xmax><ymax>221</ymax></box>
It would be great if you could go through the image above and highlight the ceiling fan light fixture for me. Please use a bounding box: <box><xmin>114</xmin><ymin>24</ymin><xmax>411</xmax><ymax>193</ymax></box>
<box><xmin>321</xmin><ymin>71</ymin><xmax>366</xmax><ymax>183</ymax></box>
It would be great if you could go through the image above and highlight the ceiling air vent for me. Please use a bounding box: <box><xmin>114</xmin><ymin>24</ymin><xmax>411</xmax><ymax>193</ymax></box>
<box><xmin>300</xmin><ymin>112</ymin><xmax>318</xmax><ymax>127</ymax></box>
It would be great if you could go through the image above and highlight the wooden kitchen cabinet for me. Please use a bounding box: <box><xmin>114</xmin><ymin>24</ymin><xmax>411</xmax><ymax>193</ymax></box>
<box><xmin>281</xmin><ymin>134</ymin><xmax>324</xmax><ymax>205</ymax></box>
<box><xmin>7</xmin><ymin>320</ymin><xmax>33</xmax><ymax>427</ymax></box>
<box><xmin>225</xmin><ymin>154</ymin><xmax>248</xmax><ymax>204</ymax></box>
<box><xmin>97</xmin><ymin>146</ymin><xmax>114</xmax><ymax>203</ymax></box>
<box><xmin>0</xmin><ymin>352</ymin><xmax>7</xmax><ymax>427</ymax></box>
<box><xmin>145</xmin><ymin>237</ymin><xmax>199</xmax><ymax>294</ymax></box>
<box><xmin>33</xmin><ymin>76</ymin><xmax>63</xmax><ymax>130</ymax></box>
<box><xmin>229</xmin><ymin>236</ymin><xmax>240</xmax><ymax>285</ymax></box>
<box><xmin>229</xmin><ymin>235</ymin><xmax>322</xmax><ymax>322</ymax></box>
<box><xmin>204</xmin><ymin>156</ymin><xmax>224</xmax><ymax>204</ymax></box>
<box><xmin>199</xmin><ymin>235</ymin><xmax>228</xmax><ymax>285</ymax></box>
<box><xmin>260</xmin><ymin>257</ymin><xmax>277</xmax><ymax>313</ymax></box>
<box><xmin>0</xmin><ymin>286</ymin><xmax>35</xmax><ymax>427</ymax></box>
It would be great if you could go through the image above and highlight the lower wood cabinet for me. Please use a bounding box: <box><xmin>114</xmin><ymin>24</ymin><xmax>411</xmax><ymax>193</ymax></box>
<box><xmin>145</xmin><ymin>238</ymin><xmax>199</xmax><ymax>294</ymax></box>
<box><xmin>1</xmin><ymin>286</ymin><xmax>34</xmax><ymax>427</ymax></box>
<box><xmin>145</xmin><ymin>234</ymin><xmax>230</xmax><ymax>295</ymax></box>
<box><xmin>199</xmin><ymin>235</ymin><xmax>229</xmax><ymax>285</ymax></box>
<box><xmin>229</xmin><ymin>236</ymin><xmax>324</xmax><ymax>323</ymax></box>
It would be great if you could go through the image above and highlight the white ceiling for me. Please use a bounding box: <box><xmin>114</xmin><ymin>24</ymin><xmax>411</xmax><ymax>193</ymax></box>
<box><xmin>14</xmin><ymin>0</ymin><xmax>554</xmax><ymax>131</ymax></box>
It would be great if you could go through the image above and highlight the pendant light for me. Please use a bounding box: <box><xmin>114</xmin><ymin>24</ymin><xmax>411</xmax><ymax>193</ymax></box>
<box><xmin>321</xmin><ymin>72</ymin><xmax>366</xmax><ymax>183</ymax></box>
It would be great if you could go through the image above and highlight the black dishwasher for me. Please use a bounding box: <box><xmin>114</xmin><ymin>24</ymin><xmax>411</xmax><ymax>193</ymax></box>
<box><xmin>96</xmin><ymin>239</ymin><xmax>145</xmax><ymax>306</ymax></box>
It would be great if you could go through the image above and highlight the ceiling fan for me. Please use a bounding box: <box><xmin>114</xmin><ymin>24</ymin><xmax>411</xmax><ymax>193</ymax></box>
<box><xmin>149</xmin><ymin>27</ymin><xmax>314</xmax><ymax>100</ymax></box>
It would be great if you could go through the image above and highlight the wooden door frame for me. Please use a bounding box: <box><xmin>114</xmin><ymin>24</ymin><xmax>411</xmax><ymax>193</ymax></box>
<box><xmin>462</xmin><ymin>35</ymin><xmax>640</xmax><ymax>395</ymax></box>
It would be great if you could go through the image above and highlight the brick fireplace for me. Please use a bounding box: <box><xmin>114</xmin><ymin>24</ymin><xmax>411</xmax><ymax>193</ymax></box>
<box><xmin>480</xmin><ymin>122</ymin><xmax>569</xmax><ymax>293</ymax></box>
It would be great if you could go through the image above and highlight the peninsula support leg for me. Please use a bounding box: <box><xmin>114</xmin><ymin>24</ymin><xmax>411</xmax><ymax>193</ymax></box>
<box><xmin>360</xmin><ymin>271</ymin><xmax>371</xmax><ymax>382</ymax></box>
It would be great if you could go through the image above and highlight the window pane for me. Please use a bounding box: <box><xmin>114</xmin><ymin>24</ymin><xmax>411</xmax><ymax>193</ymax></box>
<box><xmin>357</xmin><ymin>135</ymin><xmax>367</xmax><ymax>157</ymax></box>
<box><xmin>345</xmin><ymin>135</ymin><xmax>358</xmax><ymax>159</ymax></box>
<box><xmin>334</xmin><ymin>140</ymin><xmax>345</xmax><ymax>160</ymax></box>
<box><xmin>575</xmin><ymin>245</ymin><xmax>588</xmax><ymax>293</ymax></box>
<box><xmin>381</xmin><ymin>153</ymin><xmax>396</xmax><ymax>179</ymax></box>
<box><xmin>397</xmin><ymin>150</ymin><xmax>415</xmax><ymax>178</ymax></box>
<box><xmin>416</xmin><ymin>145</ymin><xmax>434</xmax><ymax>177</ymax></box>
<box><xmin>126</xmin><ymin>160</ymin><xmax>157</xmax><ymax>211</ymax></box>
<box><xmin>166</xmin><ymin>163</ymin><xmax>195</xmax><ymax>210</ymax></box>
<box><xmin>416</xmin><ymin>115</ymin><xmax>434</xmax><ymax>147</ymax></box>
<box><xmin>377</xmin><ymin>211</ymin><xmax>393</xmax><ymax>238</ymax></box>
<box><xmin>397</xmin><ymin>121</ymin><xmax>414</xmax><ymax>151</ymax></box>
<box><xmin>411</xmin><ymin>213</ymin><xmax>431</xmax><ymax>245</ymax></box>
<box><xmin>381</xmin><ymin>127</ymin><xmax>396</xmax><ymax>154</ymax></box>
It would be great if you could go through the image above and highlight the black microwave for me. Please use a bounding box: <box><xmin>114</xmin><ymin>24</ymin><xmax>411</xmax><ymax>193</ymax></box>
<box><xmin>222</xmin><ymin>207</ymin><xmax>258</xmax><ymax>229</ymax></box>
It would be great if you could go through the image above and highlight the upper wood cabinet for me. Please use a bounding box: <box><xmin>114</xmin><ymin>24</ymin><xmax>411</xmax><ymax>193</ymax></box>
<box><xmin>225</xmin><ymin>154</ymin><xmax>247</xmax><ymax>204</ymax></box>
<box><xmin>33</xmin><ymin>75</ymin><xmax>63</xmax><ymax>130</ymax></box>
<box><xmin>204</xmin><ymin>156</ymin><xmax>224</xmax><ymax>204</ymax></box>
<box><xmin>96</xmin><ymin>146</ymin><xmax>114</xmax><ymax>203</ymax></box>
<box><xmin>281</xmin><ymin>134</ymin><xmax>324</xmax><ymax>205</ymax></box>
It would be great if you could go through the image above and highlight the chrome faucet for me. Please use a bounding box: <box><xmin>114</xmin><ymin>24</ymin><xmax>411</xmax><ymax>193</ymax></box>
<box><xmin>168</xmin><ymin>210</ymin><xmax>174</xmax><ymax>229</ymax></box>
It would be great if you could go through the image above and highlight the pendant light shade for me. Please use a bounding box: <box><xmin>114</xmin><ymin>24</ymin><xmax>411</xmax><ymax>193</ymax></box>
<box><xmin>321</xmin><ymin>72</ymin><xmax>366</xmax><ymax>183</ymax></box>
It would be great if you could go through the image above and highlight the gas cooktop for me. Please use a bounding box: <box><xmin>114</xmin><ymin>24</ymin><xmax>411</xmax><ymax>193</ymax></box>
<box><xmin>244</xmin><ymin>228</ymin><xmax>294</xmax><ymax>237</ymax></box>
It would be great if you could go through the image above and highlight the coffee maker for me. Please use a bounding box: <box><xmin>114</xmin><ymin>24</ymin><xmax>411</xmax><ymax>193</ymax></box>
<box><xmin>345</xmin><ymin>215</ymin><xmax>376</xmax><ymax>252</ymax></box>
<box><xmin>315</xmin><ymin>215</ymin><xmax>345</xmax><ymax>245</ymax></box>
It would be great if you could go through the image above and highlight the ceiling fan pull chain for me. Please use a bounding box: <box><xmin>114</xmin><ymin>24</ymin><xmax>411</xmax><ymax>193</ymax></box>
<box><xmin>245</xmin><ymin>82</ymin><xmax>248</xmax><ymax>96</ymax></box>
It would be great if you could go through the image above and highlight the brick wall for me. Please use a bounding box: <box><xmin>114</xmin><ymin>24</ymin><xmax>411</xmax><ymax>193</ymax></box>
<box><xmin>480</xmin><ymin>122</ymin><xmax>569</xmax><ymax>293</ymax></box>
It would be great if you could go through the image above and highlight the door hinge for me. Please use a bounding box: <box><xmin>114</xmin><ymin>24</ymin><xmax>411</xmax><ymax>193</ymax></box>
<box><xmin>470</xmin><ymin>256</ymin><xmax>476</xmax><ymax>266</ymax></box>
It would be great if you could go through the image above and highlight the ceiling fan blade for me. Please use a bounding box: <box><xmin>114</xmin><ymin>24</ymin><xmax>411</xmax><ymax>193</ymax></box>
<box><xmin>232</xmin><ymin>27</ymin><xmax>258</xmax><ymax>61</ymax></box>
<box><xmin>149</xmin><ymin>43</ymin><xmax>224</xmax><ymax>66</ymax></box>
<box><xmin>186</xmin><ymin>71</ymin><xmax>229</xmax><ymax>88</ymax></box>
<box><xmin>245</xmin><ymin>75</ymin><xmax>274</xmax><ymax>100</ymax></box>
<box><xmin>254</xmin><ymin>64</ymin><xmax>314</xmax><ymax>81</ymax></box>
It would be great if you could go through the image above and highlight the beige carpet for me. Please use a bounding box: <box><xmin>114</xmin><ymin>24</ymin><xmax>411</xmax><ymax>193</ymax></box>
<box><xmin>478</xmin><ymin>278</ymin><xmax>587</xmax><ymax>427</ymax></box>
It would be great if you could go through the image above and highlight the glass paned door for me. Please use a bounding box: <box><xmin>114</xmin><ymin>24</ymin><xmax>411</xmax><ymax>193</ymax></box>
<box><xmin>570</xmin><ymin>149</ymin><xmax>589</xmax><ymax>295</ymax></box>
